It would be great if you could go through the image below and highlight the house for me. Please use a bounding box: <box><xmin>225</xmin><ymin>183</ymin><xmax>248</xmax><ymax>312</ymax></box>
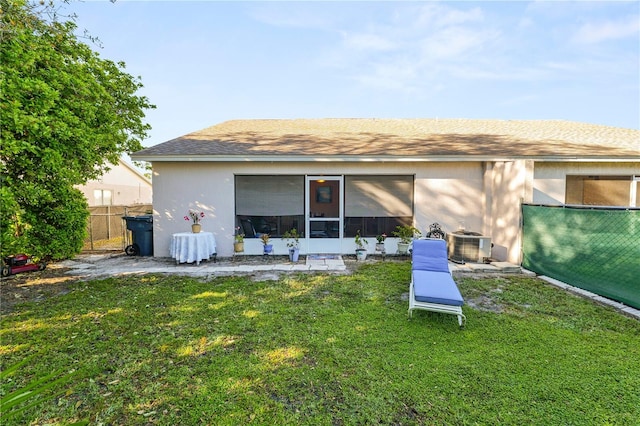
<box><xmin>131</xmin><ymin>118</ymin><xmax>640</xmax><ymax>262</ymax></box>
<box><xmin>77</xmin><ymin>158</ymin><xmax>152</xmax><ymax>207</ymax></box>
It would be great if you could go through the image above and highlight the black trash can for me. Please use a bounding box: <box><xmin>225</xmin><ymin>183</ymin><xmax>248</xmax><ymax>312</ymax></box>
<box><xmin>123</xmin><ymin>215</ymin><xmax>154</xmax><ymax>256</ymax></box>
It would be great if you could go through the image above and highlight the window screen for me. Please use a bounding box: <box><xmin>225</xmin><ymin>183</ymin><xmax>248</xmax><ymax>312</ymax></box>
<box><xmin>345</xmin><ymin>175</ymin><xmax>413</xmax><ymax>217</ymax></box>
<box><xmin>235</xmin><ymin>176</ymin><xmax>304</xmax><ymax>216</ymax></box>
<box><xmin>566</xmin><ymin>175</ymin><xmax>634</xmax><ymax>207</ymax></box>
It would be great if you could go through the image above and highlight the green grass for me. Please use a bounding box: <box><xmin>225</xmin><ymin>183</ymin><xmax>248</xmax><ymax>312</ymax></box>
<box><xmin>1</xmin><ymin>262</ymin><xmax>639</xmax><ymax>425</ymax></box>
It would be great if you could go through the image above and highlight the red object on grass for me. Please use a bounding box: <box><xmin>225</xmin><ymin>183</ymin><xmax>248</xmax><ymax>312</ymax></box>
<box><xmin>1</xmin><ymin>254</ymin><xmax>46</xmax><ymax>277</ymax></box>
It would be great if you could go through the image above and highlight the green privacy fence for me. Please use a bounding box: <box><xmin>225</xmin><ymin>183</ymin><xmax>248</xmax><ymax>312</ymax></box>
<box><xmin>522</xmin><ymin>204</ymin><xmax>640</xmax><ymax>309</ymax></box>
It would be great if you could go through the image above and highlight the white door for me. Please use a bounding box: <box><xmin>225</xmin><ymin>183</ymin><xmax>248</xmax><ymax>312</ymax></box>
<box><xmin>306</xmin><ymin>176</ymin><xmax>342</xmax><ymax>253</ymax></box>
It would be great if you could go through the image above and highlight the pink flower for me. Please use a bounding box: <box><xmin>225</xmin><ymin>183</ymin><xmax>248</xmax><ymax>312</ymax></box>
<box><xmin>185</xmin><ymin>209</ymin><xmax>205</xmax><ymax>224</ymax></box>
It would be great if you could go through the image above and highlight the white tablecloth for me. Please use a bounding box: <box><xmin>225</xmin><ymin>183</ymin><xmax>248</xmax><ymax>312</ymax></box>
<box><xmin>170</xmin><ymin>232</ymin><xmax>217</xmax><ymax>265</ymax></box>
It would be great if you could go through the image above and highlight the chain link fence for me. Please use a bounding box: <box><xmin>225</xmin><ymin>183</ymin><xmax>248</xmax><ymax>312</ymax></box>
<box><xmin>522</xmin><ymin>204</ymin><xmax>640</xmax><ymax>309</ymax></box>
<box><xmin>83</xmin><ymin>205</ymin><xmax>152</xmax><ymax>252</ymax></box>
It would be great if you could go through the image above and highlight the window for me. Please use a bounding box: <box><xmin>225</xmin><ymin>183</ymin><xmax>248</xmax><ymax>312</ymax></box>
<box><xmin>344</xmin><ymin>175</ymin><xmax>414</xmax><ymax>237</ymax></box>
<box><xmin>566</xmin><ymin>175</ymin><xmax>636</xmax><ymax>207</ymax></box>
<box><xmin>93</xmin><ymin>189</ymin><xmax>112</xmax><ymax>205</ymax></box>
<box><xmin>235</xmin><ymin>175</ymin><xmax>305</xmax><ymax>237</ymax></box>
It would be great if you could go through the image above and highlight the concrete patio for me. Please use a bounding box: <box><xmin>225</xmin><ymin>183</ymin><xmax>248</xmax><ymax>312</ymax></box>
<box><xmin>57</xmin><ymin>253</ymin><xmax>528</xmax><ymax>279</ymax></box>
<box><xmin>52</xmin><ymin>253</ymin><xmax>639</xmax><ymax>320</ymax></box>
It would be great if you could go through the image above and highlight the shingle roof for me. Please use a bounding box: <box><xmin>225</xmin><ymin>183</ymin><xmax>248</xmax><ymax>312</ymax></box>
<box><xmin>132</xmin><ymin>118</ymin><xmax>640</xmax><ymax>161</ymax></box>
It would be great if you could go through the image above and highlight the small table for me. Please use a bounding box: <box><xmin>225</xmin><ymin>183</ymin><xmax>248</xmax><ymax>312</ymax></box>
<box><xmin>170</xmin><ymin>232</ymin><xmax>217</xmax><ymax>265</ymax></box>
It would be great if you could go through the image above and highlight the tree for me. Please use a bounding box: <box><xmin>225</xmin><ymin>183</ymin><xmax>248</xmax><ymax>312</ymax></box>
<box><xmin>0</xmin><ymin>0</ymin><xmax>155</xmax><ymax>260</ymax></box>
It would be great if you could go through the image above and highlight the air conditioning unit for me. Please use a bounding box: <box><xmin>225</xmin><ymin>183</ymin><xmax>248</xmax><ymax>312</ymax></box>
<box><xmin>447</xmin><ymin>231</ymin><xmax>491</xmax><ymax>263</ymax></box>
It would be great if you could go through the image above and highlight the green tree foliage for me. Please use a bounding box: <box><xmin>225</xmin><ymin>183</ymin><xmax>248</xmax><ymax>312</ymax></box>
<box><xmin>0</xmin><ymin>0</ymin><xmax>154</xmax><ymax>260</ymax></box>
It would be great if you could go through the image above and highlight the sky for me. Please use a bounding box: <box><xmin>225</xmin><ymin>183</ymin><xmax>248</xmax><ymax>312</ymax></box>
<box><xmin>63</xmin><ymin>1</ymin><xmax>640</xmax><ymax>148</ymax></box>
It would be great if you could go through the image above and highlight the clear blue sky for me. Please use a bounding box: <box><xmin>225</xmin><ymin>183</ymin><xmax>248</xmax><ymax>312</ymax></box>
<box><xmin>66</xmin><ymin>1</ymin><xmax>640</xmax><ymax>147</ymax></box>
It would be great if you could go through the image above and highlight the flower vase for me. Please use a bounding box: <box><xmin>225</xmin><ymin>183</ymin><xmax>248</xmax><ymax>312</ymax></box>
<box><xmin>234</xmin><ymin>242</ymin><xmax>244</xmax><ymax>253</ymax></box>
<box><xmin>191</xmin><ymin>224</ymin><xmax>201</xmax><ymax>233</ymax></box>
<box><xmin>263</xmin><ymin>244</ymin><xmax>273</xmax><ymax>255</ymax></box>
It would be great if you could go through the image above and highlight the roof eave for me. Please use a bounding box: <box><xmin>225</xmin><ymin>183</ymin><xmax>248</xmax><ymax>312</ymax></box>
<box><xmin>130</xmin><ymin>154</ymin><xmax>640</xmax><ymax>163</ymax></box>
<box><xmin>119</xmin><ymin>157</ymin><xmax>152</xmax><ymax>184</ymax></box>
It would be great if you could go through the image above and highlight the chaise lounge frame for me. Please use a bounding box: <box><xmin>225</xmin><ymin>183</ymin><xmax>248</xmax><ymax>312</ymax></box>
<box><xmin>408</xmin><ymin>239</ymin><xmax>466</xmax><ymax>327</ymax></box>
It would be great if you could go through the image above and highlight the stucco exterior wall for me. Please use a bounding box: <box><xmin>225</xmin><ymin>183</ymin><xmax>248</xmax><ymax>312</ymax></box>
<box><xmin>484</xmin><ymin>160</ymin><xmax>534</xmax><ymax>263</ymax></box>
<box><xmin>414</xmin><ymin>163</ymin><xmax>484</xmax><ymax>233</ymax></box>
<box><xmin>151</xmin><ymin>160</ymin><xmax>639</xmax><ymax>261</ymax></box>
<box><xmin>151</xmin><ymin>161</ymin><xmax>488</xmax><ymax>258</ymax></box>
<box><xmin>533</xmin><ymin>162</ymin><xmax>640</xmax><ymax>205</ymax></box>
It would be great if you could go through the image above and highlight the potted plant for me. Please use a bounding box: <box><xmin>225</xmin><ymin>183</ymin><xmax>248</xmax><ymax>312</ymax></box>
<box><xmin>354</xmin><ymin>230</ymin><xmax>368</xmax><ymax>261</ymax></box>
<box><xmin>184</xmin><ymin>209</ymin><xmax>204</xmax><ymax>233</ymax></box>
<box><xmin>234</xmin><ymin>226</ymin><xmax>245</xmax><ymax>252</ymax></box>
<box><xmin>393</xmin><ymin>225</ymin><xmax>421</xmax><ymax>254</ymax></box>
<box><xmin>375</xmin><ymin>233</ymin><xmax>386</xmax><ymax>253</ymax></box>
<box><xmin>282</xmin><ymin>228</ymin><xmax>301</xmax><ymax>262</ymax></box>
<box><xmin>260</xmin><ymin>233</ymin><xmax>273</xmax><ymax>254</ymax></box>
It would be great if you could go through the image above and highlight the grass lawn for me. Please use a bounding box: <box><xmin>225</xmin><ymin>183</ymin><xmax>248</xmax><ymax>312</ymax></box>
<box><xmin>1</xmin><ymin>262</ymin><xmax>639</xmax><ymax>425</ymax></box>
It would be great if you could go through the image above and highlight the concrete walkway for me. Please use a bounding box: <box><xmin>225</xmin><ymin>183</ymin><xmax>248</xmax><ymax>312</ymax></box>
<box><xmin>537</xmin><ymin>275</ymin><xmax>640</xmax><ymax>320</ymax></box>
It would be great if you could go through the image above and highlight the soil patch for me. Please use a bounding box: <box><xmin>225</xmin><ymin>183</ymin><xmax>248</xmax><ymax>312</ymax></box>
<box><xmin>1</xmin><ymin>262</ymin><xmax>79</xmax><ymax>315</ymax></box>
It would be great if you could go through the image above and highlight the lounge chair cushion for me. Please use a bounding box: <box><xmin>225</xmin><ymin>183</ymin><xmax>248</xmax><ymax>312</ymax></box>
<box><xmin>411</xmin><ymin>239</ymin><xmax>450</xmax><ymax>273</ymax></box>
<box><xmin>412</xmin><ymin>270</ymin><xmax>464</xmax><ymax>306</ymax></box>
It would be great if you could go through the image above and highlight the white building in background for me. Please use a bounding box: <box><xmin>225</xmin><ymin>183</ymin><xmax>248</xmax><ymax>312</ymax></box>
<box><xmin>77</xmin><ymin>158</ymin><xmax>152</xmax><ymax>206</ymax></box>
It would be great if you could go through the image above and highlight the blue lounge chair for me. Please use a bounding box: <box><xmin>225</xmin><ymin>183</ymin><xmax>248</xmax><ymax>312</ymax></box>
<box><xmin>409</xmin><ymin>239</ymin><xmax>466</xmax><ymax>327</ymax></box>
